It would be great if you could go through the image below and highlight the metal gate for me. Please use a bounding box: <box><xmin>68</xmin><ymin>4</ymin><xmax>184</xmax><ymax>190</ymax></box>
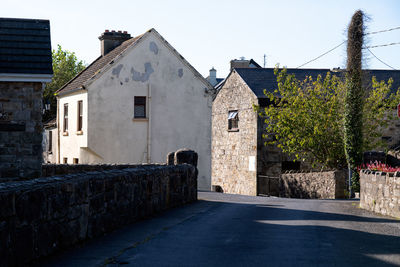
<box><xmin>257</xmin><ymin>175</ymin><xmax>280</xmax><ymax>196</ymax></box>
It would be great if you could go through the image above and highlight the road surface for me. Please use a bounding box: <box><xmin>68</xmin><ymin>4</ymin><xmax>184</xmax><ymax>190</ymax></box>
<box><xmin>40</xmin><ymin>192</ymin><xmax>400</xmax><ymax>267</ymax></box>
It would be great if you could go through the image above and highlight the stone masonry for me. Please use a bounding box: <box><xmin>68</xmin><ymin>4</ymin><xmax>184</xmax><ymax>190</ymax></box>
<box><xmin>0</xmin><ymin>150</ymin><xmax>198</xmax><ymax>266</ymax></box>
<box><xmin>360</xmin><ymin>170</ymin><xmax>400</xmax><ymax>218</ymax></box>
<box><xmin>280</xmin><ymin>170</ymin><xmax>347</xmax><ymax>199</ymax></box>
<box><xmin>212</xmin><ymin>71</ymin><xmax>259</xmax><ymax>196</ymax></box>
<box><xmin>0</xmin><ymin>82</ymin><xmax>43</xmax><ymax>180</ymax></box>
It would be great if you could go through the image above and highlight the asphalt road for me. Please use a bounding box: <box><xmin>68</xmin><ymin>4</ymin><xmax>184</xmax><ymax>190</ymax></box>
<box><xmin>40</xmin><ymin>192</ymin><xmax>400</xmax><ymax>267</ymax></box>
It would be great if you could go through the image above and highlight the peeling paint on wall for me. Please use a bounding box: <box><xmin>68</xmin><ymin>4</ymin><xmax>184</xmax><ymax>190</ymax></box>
<box><xmin>131</xmin><ymin>62</ymin><xmax>154</xmax><ymax>82</ymax></box>
<box><xmin>149</xmin><ymin>41</ymin><xmax>158</xmax><ymax>55</ymax></box>
<box><xmin>178</xmin><ymin>68</ymin><xmax>183</xmax><ymax>78</ymax></box>
<box><xmin>112</xmin><ymin>64</ymin><xmax>123</xmax><ymax>78</ymax></box>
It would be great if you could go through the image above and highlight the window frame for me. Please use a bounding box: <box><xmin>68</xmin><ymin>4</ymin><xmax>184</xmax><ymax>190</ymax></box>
<box><xmin>228</xmin><ymin>110</ymin><xmax>239</xmax><ymax>131</ymax></box>
<box><xmin>63</xmin><ymin>103</ymin><xmax>68</xmax><ymax>132</ymax></box>
<box><xmin>134</xmin><ymin>96</ymin><xmax>146</xmax><ymax>119</ymax></box>
<box><xmin>77</xmin><ymin>100</ymin><xmax>83</xmax><ymax>132</ymax></box>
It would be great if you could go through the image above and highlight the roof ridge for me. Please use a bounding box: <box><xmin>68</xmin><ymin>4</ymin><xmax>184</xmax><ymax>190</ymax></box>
<box><xmin>56</xmin><ymin>34</ymin><xmax>143</xmax><ymax>95</ymax></box>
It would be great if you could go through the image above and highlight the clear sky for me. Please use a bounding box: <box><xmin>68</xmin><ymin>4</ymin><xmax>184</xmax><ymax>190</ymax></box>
<box><xmin>2</xmin><ymin>0</ymin><xmax>399</xmax><ymax>78</ymax></box>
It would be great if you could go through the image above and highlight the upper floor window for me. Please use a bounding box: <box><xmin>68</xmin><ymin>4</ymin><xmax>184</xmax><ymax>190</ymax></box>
<box><xmin>134</xmin><ymin>96</ymin><xmax>146</xmax><ymax>118</ymax></box>
<box><xmin>228</xmin><ymin>110</ymin><xmax>239</xmax><ymax>131</ymax></box>
<box><xmin>77</xmin><ymin>100</ymin><xmax>83</xmax><ymax>131</ymax></box>
<box><xmin>63</xmin><ymin>103</ymin><xmax>68</xmax><ymax>132</ymax></box>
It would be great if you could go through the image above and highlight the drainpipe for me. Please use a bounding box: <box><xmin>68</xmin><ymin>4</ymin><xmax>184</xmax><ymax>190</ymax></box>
<box><xmin>56</xmin><ymin>97</ymin><xmax>60</xmax><ymax>163</ymax></box>
<box><xmin>147</xmin><ymin>83</ymin><xmax>152</xmax><ymax>163</ymax></box>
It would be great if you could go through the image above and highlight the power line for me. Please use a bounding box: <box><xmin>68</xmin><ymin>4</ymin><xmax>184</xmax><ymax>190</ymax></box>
<box><xmin>294</xmin><ymin>26</ymin><xmax>400</xmax><ymax>69</ymax></box>
<box><xmin>364</xmin><ymin>42</ymin><xmax>400</xmax><ymax>49</ymax></box>
<box><xmin>296</xmin><ymin>41</ymin><xmax>346</xmax><ymax>69</ymax></box>
<box><xmin>364</xmin><ymin>26</ymin><xmax>400</xmax><ymax>36</ymax></box>
<box><xmin>366</xmin><ymin>48</ymin><xmax>397</xmax><ymax>70</ymax></box>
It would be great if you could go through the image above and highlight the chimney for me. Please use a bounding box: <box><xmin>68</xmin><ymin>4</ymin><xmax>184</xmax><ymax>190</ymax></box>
<box><xmin>99</xmin><ymin>30</ymin><xmax>131</xmax><ymax>56</ymax></box>
<box><xmin>230</xmin><ymin>57</ymin><xmax>250</xmax><ymax>70</ymax></box>
<box><xmin>208</xmin><ymin>67</ymin><xmax>217</xmax><ymax>86</ymax></box>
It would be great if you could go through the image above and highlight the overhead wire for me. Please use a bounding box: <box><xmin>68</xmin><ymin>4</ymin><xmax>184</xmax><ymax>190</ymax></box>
<box><xmin>364</xmin><ymin>26</ymin><xmax>400</xmax><ymax>36</ymax></box>
<box><xmin>366</xmin><ymin>48</ymin><xmax>397</xmax><ymax>70</ymax></box>
<box><xmin>295</xmin><ymin>25</ymin><xmax>400</xmax><ymax>69</ymax></box>
<box><xmin>364</xmin><ymin>42</ymin><xmax>400</xmax><ymax>49</ymax></box>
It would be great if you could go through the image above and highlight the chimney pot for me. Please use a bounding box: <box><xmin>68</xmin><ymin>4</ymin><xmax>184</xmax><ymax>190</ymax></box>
<box><xmin>99</xmin><ymin>30</ymin><xmax>132</xmax><ymax>56</ymax></box>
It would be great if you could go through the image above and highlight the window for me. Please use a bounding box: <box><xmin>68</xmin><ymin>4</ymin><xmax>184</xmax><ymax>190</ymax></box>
<box><xmin>63</xmin><ymin>157</ymin><xmax>68</xmax><ymax>164</ymax></box>
<box><xmin>73</xmin><ymin>158</ymin><xmax>79</xmax><ymax>164</ymax></box>
<box><xmin>228</xmin><ymin>110</ymin><xmax>239</xmax><ymax>131</ymax></box>
<box><xmin>77</xmin><ymin>100</ymin><xmax>83</xmax><ymax>132</ymax></box>
<box><xmin>48</xmin><ymin>131</ymin><xmax>52</xmax><ymax>152</ymax></box>
<box><xmin>134</xmin><ymin>96</ymin><xmax>146</xmax><ymax>118</ymax></box>
<box><xmin>63</xmin><ymin>103</ymin><xmax>68</xmax><ymax>132</ymax></box>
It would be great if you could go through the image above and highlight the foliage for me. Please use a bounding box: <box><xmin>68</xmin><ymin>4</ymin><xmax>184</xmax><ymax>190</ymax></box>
<box><xmin>43</xmin><ymin>45</ymin><xmax>86</xmax><ymax>122</ymax></box>
<box><xmin>258</xmin><ymin>68</ymin><xmax>346</xmax><ymax>169</ymax></box>
<box><xmin>343</xmin><ymin>10</ymin><xmax>364</xmax><ymax>171</ymax></box>
<box><xmin>257</xmin><ymin>66</ymin><xmax>400</xmax><ymax>170</ymax></box>
<box><xmin>357</xmin><ymin>161</ymin><xmax>400</xmax><ymax>173</ymax></box>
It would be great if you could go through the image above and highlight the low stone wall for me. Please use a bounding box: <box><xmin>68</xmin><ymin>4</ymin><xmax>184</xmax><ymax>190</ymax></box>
<box><xmin>0</xmin><ymin>150</ymin><xmax>197</xmax><ymax>266</ymax></box>
<box><xmin>280</xmin><ymin>170</ymin><xmax>346</xmax><ymax>199</ymax></box>
<box><xmin>42</xmin><ymin>163</ymin><xmax>163</xmax><ymax>177</ymax></box>
<box><xmin>360</xmin><ymin>170</ymin><xmax>400</xmax><ymax>218</ymax></box>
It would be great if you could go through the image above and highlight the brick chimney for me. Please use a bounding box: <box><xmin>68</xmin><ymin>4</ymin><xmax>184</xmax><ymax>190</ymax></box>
<box><xmin>98</xmin><ymin>30</ymin><xmax>131</xmax><ymax>56</ymax></box>
<box><xmin>230</xmin><ymin>57</ymin><xmax>251</xmax><ymax>70</ymax></box>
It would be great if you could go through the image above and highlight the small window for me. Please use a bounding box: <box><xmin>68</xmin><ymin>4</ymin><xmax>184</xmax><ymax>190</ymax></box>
<box><xmin>63</xmin><ymin>103</ymin><xmax>68</xmax><ymax>132</ymax></box>
<box><xmin>73</xmin><ymin>158</ymin><xmax>79</xmax><ymax>164</ymax></box>
<box><xmin>48</xmin><ymin>131</ymin><xmax>52</xmax><ymax>152</ymax></box>
<box><xmin>134</xmin><ymin>96</ymin><xmax>146</xmax><ymax>118</ymax></box>
<box><xmin>77</xmin><ymin>100</ymin><xmax>83</xmax><ymax>131</ymax></box>
<box><xmin>228</xmin><ymin>110</ymin><xmax>239</xmax><ymax>131</ymax></box>
<box><xmin>63</xmin><ymin>157</ymin><xmax>68</xmax><ymax>164</ymax></box>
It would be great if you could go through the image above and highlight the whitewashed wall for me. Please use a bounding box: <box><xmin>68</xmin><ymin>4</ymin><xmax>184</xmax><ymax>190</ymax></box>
<box><xmin>59</xmin><ymin>31</ymin><xmax>212</xmax><ymax>189</ymax></box>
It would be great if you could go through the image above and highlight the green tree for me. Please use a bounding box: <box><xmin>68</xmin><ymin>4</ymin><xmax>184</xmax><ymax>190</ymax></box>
<box><xmin>344</xmin><ymin>10</ymin><xmax>364</xmax><ymax>192</ymax></box>
<box><xmin>43</xmin><ymin>45</ymin><xmax>86</xmax><ymax>122</ymax></box>
<box><xmin>257</xmin><ymin>67</ymin><xmax>400</xmax><ymax>171</ymax></box>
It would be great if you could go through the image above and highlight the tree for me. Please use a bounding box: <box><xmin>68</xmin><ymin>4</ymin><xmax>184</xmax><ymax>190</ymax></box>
<box><xmin>43</xmin><ymin>45</ymin><xmax>86</xmax><ymax>122</ymax></box>
<box><xmin>257</xmin><ymin>67</ymin><xmax>400</xmax><ymax>171</ymax></box>
<box><xmin>344</xmin><ymin>10</ymin><xmax>364</xmax><ymax>192</ymax></box>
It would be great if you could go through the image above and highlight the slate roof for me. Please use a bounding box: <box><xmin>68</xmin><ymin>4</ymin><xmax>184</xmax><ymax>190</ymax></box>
<box><xmin>56</xmin><ymin>35</ymin><xmax>143</xmax><ymax>95</ymax></box>
<box><xmin>0</xmin><ymin>18</ymin><xmax>52</xmax><ymax>74</ymax></box>
<box><xmin>235</xmin><ymin>68</ymin><xmax>400</xmax><ymax>99</ymax></box>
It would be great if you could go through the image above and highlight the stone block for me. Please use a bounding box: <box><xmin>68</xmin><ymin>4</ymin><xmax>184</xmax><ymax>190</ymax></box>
<box><xmin>174</xmin><ymin>149</ymin><xmax>198</xmax><ymax>167</ymax></box>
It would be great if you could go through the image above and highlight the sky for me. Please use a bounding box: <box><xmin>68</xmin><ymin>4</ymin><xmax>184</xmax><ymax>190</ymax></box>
<box><xmin>2</xmin><ymin>0</ymin><xmax>400</xmax><ymax>78</ymax></box>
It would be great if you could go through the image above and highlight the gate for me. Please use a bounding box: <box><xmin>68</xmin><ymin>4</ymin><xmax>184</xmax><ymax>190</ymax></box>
<box><xmin>257</xmin><ymin>175</ymin><xmax>280</xmax><ymax>196</ymax></box>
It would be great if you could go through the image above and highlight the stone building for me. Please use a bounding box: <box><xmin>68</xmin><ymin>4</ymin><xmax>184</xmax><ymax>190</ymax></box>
<box><xmin>54</xmin><ymin>28</ymin><xmax>213</xmax><ymax>190</ymax></box>
<box><xmin>212</xmin><ymin>67</ymin><xmax>400</xmax><ymax>196</ymax></box>
<box><xmin>0</xmin><ymin>18</ymin><xmax>52</xmax><ymax>179</ymax></box>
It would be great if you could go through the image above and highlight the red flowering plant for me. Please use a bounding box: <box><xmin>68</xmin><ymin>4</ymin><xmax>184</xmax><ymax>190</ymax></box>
<box><xmin>357</xmin><ymin>161</ymin><xmax>400</xmax><ymax>173</ymax></box>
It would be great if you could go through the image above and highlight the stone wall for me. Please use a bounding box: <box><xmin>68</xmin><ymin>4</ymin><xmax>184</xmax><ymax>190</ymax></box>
<box><xmin>0</xmin><ymin>82</ymin><xmax>43</xmax><ymax>180</ymax></box>
<box><xmin>41</xmin><ymin>163</ymin><xmax>163</xmax><ymax>177</ymax></box>
<box><xmin>280</xmin><ymin>170</ymin><xmax>346</xmax><ymax>199</ymax></box>
<box><xmin>0</xmin><ymin>151</ymin><xmax>197</xmax><ymax>266</ymax></box>
<box><xmin>212</xmin><ymin>71</ymin><xmax>259</xmax><ymax>196</ymax></box>
<box><xmin>360</xmin><ymin>170</ymin><xmax>400</xmax><ymax>218</ymax></box>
